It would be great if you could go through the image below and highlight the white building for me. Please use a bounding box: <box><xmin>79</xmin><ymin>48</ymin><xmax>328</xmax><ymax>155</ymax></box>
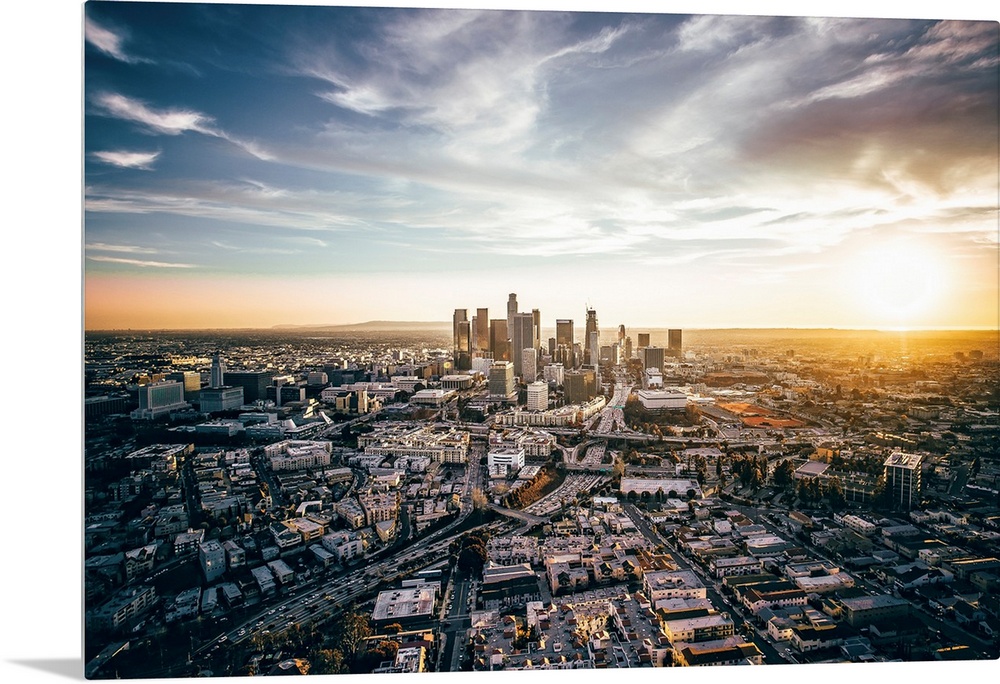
<box><xmin>526</xmin><ymin>381</ymin><xmax>548</xmax><ymax>412</ymax></box>
<box><xmin>488</xmin><ymin>447</ymin><xmax>526</xmax><ymax>473</ymax></box>
<box><xmin>543</xmin><ymin>363</ymin><xmax>565</xmax><ymax>386</ymax></box>
<box><xmin>636</xmin><ymin>389</ymin><xmax>687</xmax><ymax>412</ymax></box>
<box><xmin>199</xmin><ymin>540</ymin><xmax>227</xmax><ymax>583</ymax></box>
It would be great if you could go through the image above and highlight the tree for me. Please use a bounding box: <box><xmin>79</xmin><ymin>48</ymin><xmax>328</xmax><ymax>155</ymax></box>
<box><xmin>337</xmin><ymin>609</ymin><xmax>372</xmax><ymax>662</ymax></box>
<box><xmin>310</xmin><ymin>648</ymin><xmax>346</xmax><ymax>675</ymax></box>
<box><xmin>471</xmin><ymin>487</ymin><xmax>488</xmax><ymax>512</ymax></box>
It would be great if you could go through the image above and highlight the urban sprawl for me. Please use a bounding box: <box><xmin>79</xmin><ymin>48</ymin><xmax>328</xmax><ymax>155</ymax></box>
<box><xmin>83</xmin><ymin>294</ymin><xmax>1000</xmax><ymax>678</ymax></box>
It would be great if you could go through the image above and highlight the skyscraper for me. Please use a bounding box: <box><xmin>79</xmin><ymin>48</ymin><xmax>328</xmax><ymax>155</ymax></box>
<box><xmin>618</xmin><ymin>324</ymin><xmax>626</xmax><ymax>345</ymax></box>
<box><xmin>585</xmin><ymin>308</ymin><xmax>599</xmax><ymax>364</ymax></box>
<box><xmin>643</xmin><ymin>346</ymin><xmax>666</xmax><ymax>372</ymax></box>
<box><xmin>532</xmin><ymin>309</ymin><xmax>541</xmax><ymax>350</ymax></box>
<box><xmin>556</xmin><ymin>319</ymin><xmax>574</xmax><ymax>348</ymax></box>
<box><xmin>476</xmin><ymin>308</ymin><xmax>490</xmax><ymax>352</ymax></box>
<box><xmin>521</xmin><ymin>347</ymin><xmax>538</xmax><ymax>383</ymax></box>
<box><xmin>488</xmin><ymin>361</ymin><xmax>515</xmax><ymax>400</ymax></box>
<box><xmin>507</xmin><ymin>293</ymin><xmax>518</xmax><ymax>331</ymax></box>
<box><xmin>210</xmin><ymin>353</ymin><xmax>226</xmax><ymax>389</ymax></box>
<box><xmin>453</xmin><ymin>309</ymin><xmax>471</xmax><ymax>370</ymax></box>
<box><xmin>668</xmin><ymin>329</ymin><xmax>683</xmax><ymax>357</ymax></box>
<box><xmin>510</xmin><ymin>312</ymin><xmax>535</xmax><ymax>377</ymax></box>
<box><xmin>637</xmin><ymin>333</ymin><xmax>650</xmax><ymax>348</ymax></box>
<box><xmin>490</xmin><ymin>319</ymin><xmax>509</xmax><ymax>361</ymax></box>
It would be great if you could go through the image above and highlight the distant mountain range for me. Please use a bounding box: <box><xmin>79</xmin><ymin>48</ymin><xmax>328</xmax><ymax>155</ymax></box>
<box><xmin>272</xmin><ymin>320</ymin><xmax>450</xmax><ymax>332</ymax></box>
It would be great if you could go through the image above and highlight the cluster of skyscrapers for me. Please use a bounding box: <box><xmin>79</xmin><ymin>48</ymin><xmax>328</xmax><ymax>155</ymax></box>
<box><xmin>453</xmin><ymin>293</ymin><xmax>683</xmax><ymax>403</ymax></box>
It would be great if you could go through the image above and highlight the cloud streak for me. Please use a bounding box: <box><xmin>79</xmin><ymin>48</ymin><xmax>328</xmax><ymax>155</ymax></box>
<box><xmin>87</xmin><ymin>255</ymin><xmax>196</xmax><ymax>269</ymax></box>
<box><xmin>90</xmin><ymin>150</ymin><xmax>160</xmax><ymax>170</ymax></box>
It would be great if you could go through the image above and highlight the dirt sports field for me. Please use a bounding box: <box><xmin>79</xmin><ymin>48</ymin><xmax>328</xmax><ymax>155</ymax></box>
<box><xmin>717</xmin><ymin>402</ymin><xmax>806</xmax><ymax>429</ymax></box>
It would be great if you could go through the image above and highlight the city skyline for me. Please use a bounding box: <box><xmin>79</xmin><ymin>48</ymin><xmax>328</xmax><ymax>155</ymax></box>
<box><xmin>84</xmin><ymin>3</ymin><xmax>999</xmax><ymax>332</ymax></box>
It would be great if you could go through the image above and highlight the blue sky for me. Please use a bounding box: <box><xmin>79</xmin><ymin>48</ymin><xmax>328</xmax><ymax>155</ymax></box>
<box><xmin>82</xmin><ymin>1</ymin><xmax>998</xmax><ymax>330</ymax></box>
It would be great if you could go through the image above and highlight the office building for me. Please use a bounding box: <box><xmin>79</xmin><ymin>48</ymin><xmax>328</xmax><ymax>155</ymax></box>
<box><xmin>510</xmin><ymin>312</ymin><xmax>536</xmax><ymax>377</ymax></box>
<box><xmin>200</xmin><ymin>386</ymin><xmax>244</xmax><ymax>413</ymax></box>
<box><xmin>585</xmin><ymin>308</ymin><xmax>599</xmax><ymax>360</ymax></box>
<box><xmin>564</xmin><ymin>368</ymin><xmax>596</xmax><ymax>404</ymax></box>
<box><xmin>532</xmin><ymin>309</ymin><xmax>541</xmax><ymax>349</ymax></box>
<box><xmin>488</xmin><ymin>447</ymin><xmax>526</xmax><ymax>472</ymax></box>
<box><xmin>521</xmin><ymin>347</ymin><xmax>538</xmax><ymax>382</ymax></box>
<box><xmin>883</xmin><ymin>451</ymin><xmax>924</xmax><ymax>510</ymax></box>
<box><xmin>556</xmin><ymin>319</ymin><xmax>574</xmax><ymax>348</ymax></box>
<box><xmin>166</xmin><ymin>371</ymin><xmax>201</xmax><ymax>400</ymax></box>
<box><xmin>476</xmin><ymin>308</ymin><xmax>490</xmax><ymax>352</ymax></box>
<box><xmin>210</xmin><ymin>353</ymin><xmax>226</xmax><ymax>389</ymax></box>
<box><xmin>668</xmin><ymin>329</ymin><xmax>683</xmax><ymax>357</ymax></box>
<box><xmin>637</xmin><ymin>333</ymin><xmax>650</xmax><ymax>348</ymax></box>
<box><xmin>453</xmin><ymin>309</ymin><xmax>471</xmax><ymax>370</ymax></box>
<box><xmin>643</xmin><ymin>346</ymin><xmax>666</xmax><ymax>373</ymax></box>
<box><xmin>507</xmin><ymin>293</ymin><xmax>518</xmax><ymax>330</ymax></box>
<box><xmin>618</xmin><ymin>324</ymin><xmax>626</xmax><ymax>345</ymax></box>
<box><xmin>488</xmin><ymin>361</ymin><xmax>516</xmax><ymax>400</ymax></box>
<box><xmin>131</xmin><ymin>380</ymin><xmax>189</xmax><ymax>419</ymax></box>
<box><xmin>543</xmin><ymin>363</ymin><xmax>565</xmax><ymax>387</ymax></box>
<box><xmin>224</xmin><ymin>370</ymin><xmax>272</xmax><ymax>403</ymax></box>
<box><xmin>490</xmin><ymin>319</ymin><xmax>509</xmax><ymax>361</ymax></box>
<box><xmin>526</xmin><ymin>381</ymin><xmax>548</xmax><ymax>411</ymax></box>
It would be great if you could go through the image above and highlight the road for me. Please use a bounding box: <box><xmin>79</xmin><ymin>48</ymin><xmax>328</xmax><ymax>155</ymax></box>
<box><xmin>621</xmin><ymin>503</ymin><xmax>785</xmax><ymax>665</ymax></box>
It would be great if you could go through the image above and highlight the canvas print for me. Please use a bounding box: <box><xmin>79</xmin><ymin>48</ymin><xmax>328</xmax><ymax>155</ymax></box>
<box><xmin>83</xmin><ymin>1</ymin><xmax>999</xmax><ymax>679</ymax></box>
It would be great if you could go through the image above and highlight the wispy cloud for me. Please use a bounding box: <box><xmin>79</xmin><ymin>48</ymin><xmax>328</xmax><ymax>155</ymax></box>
<box><xmin>86</xmin><ymin>242</ymin><xmax>158</xmax><ymax>255</ymax></box>
<box><xmin>90</xmin><ymin>150</ymin><xmax>160</xmax><ymax>170</ymax></box>
<box><xmin>93</xmin><ymin>92</ymin><xmax>272</xmax><ymax>160</ymax></box>
<box><xmin>87</xmin><ymin>256</ymin><xmax>196</xmax><ymax>268</ymax></box>
<box><xmin>85</xmin><ymin>16</ymin><xmax>145</xmax><ymax>64</ymax></box>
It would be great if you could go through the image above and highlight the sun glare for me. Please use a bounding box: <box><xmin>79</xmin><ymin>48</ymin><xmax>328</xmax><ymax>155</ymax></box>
<box><xmin>850</xmin><ymin>241</ymin><xmax>947</xmax><ymax>329</ymax></box>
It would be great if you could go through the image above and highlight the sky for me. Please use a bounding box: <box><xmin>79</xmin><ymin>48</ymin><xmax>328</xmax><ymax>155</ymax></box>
<box><xmin>82</xmin><ymin>2</ymin><xmax>998</xmax><ymax>331</ymax></box>
<box><xmin>2</xmin><ymin>4</ymin><xmax>998</xmax><ymax>684</ymax></box>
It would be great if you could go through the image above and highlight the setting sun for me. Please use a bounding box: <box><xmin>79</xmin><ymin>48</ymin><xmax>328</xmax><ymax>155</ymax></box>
<box><xmin>850</xmin><ymin>241</ymin><xmax>948</xmax><ymax>329</ymax></box>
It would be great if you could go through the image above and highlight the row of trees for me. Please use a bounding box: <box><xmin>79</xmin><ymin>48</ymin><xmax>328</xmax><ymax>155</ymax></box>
<box><xmin>502</xmin><ymin>465</ymin><xmax>561</xmax><ymax>510</ymax></box>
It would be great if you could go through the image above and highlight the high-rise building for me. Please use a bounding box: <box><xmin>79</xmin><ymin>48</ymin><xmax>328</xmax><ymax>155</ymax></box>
<box><xmin>453</xmin><ymin>309</ymin><xmax>471</xmax><ymax>370</ymax></box>
<box><xmin>521</xmin><ymin>348</ymin><xmax>538</xmax><ymax>383</ymax></box>
<box><xmin>510</xmin><ymin>312</ymin><xmax>536</xmax><ymax>377</ymax></box>
<box><xmin>643</xmin><ymin>346</ymin><xmax>666</xmax><ymax>373</ymax></box>
<box><xmin>476</xmin><ymin>308</ymin><xmax>490</xmax><ymax>352</ymax></box>
<box><xmin>210</xmin><ymin>353</ymin><xmax>226</xmax><ymax>389</ymax></box>
<box><xmin>167</xmin><ymin>371</ymin><xmax>201</xmax><ymax>399</ymax></box>
<box><xmin>624</xmin><ymin>336</ymin><xmax>633</xmax><ymax>360</ymax></box>
<box><xmin>224</xmin><ymin>370</ymin><xmax>272</xmax><ymax>403</ymax></box>
<box><xmin>564</xmin><ymin>368</ymin><xmax>596</xmax><ymax>404</ymax></box>
<box><xmin>584</xmin><ymin>308</ymin><xmax>599</xmax><ymax>359</ymax></box>
<box><xmin>883</xmin><ymin>452</ymin><xmax>924</xmax><ymax>510</ymax></box>
<box><xmin>488</xmin><ymin>361</ymin><xmax>515</xmax><ymax>400</ymax></box>
<box><xmin>526</xmin><ymin>381</ymin><xmax>548</xmax><ymax>411</ymax></box>
<box><xmin>490</xmin><ymin>319</ymin><xmax>510</xmax><ymax>361</ymax></box>
<box><xmin>543</xmin><ymin>363</ymin><xmax>565</xmax><ymax>386</ymax></box>
<box><xmin>507</xmin><ymin>293</ymin><xmax>518</xmax><ymax>330</ymax></box>
<box><xmin>668</xmin><ymin>329</ymin><xmax>683</xmax><ymax>357</ymax></box>
<box><xmin>618</xmin><ymin>324</ymin><xmax>626</xmax><ymax>345</ymax></box>
<box><xmin>532</xmin><ymin>309</ymin><xmax>541</xmax><ymax>350</ymax></box>
<box><xmin>637</xmin><ymin>333</ymin><xmax>650</xmax><ymax>348</ymax></box>
<box><xmin>547</xmin><ymin>337</ymin><xmax>557</xmax><ymax>357</ymax></box>
<box><xmin>556</xmin><ymin>319</ymin><xmax>574</xmax><ymax>348</ymax></box>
